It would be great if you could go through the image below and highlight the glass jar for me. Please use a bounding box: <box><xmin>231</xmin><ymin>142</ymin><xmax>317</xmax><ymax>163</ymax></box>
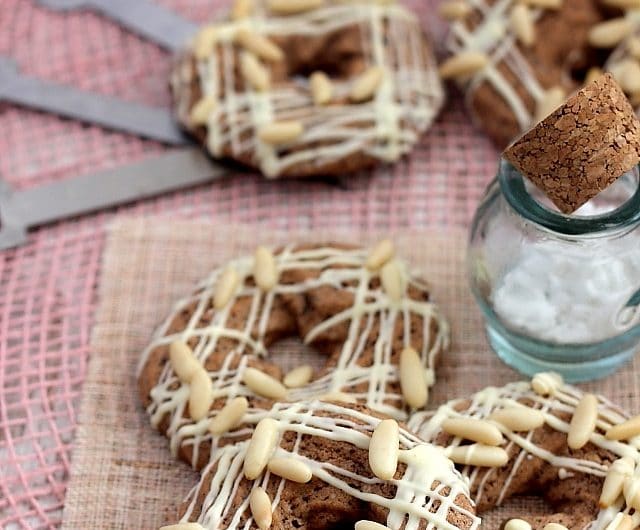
<box><xmin>468</xmin><ymin>159</ymin><xmax>640</xmax><ymax>382</ymax></box>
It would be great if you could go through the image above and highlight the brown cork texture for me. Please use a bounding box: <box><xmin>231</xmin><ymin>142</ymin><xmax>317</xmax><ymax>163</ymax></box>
<box><xmin>503</xmin><ymin>74</ymin><xmax>640</xmax><ymax>214</ymax></box>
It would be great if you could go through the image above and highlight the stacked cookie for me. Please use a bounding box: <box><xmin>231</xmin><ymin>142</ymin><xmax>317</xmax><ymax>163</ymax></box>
<box><xmin>138</xmin><ymin>241</ymin><xmax>640</xmax><ymax>529</ymax></box>
<box><xmin>138</xmin><ymin>241</ymin><xmax>478</xmax><ymax>529</ymax></box>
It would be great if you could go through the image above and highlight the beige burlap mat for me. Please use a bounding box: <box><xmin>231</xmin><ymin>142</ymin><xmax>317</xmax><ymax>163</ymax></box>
<box><xmin>61</xmin><ymin>218</ymin><xmax>640</xmax><ymax>529</ymax></box>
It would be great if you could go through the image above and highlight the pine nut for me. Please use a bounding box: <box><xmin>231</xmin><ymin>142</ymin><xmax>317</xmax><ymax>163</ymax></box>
<box><xmin>169</xmin><ymin>341</ymin><xmax>201</xmax><ymax>383</ymax></box>
<box><xmin>607</xmin><ymin>415</ymin><xmax>640</xmax><ymax>440</ymax></box>
<box><xmin>209</xmin><ymin>396</ymin><xmax>248</xmax><ymax>435</ymax></box>
<box><xmin>369</xmin><ymin>419</ymin><xmax>399</xmax><ymax>480</ymax></box>
<box><xmin>160</xmin><ymin>523</ymin><xmax>206</xmax><ymax>530</ymax></box>
<box><xmin>189</xmin><ymin>369</ymin><xmax>213</xmax><ymax>421</ymax></box>
<box><xmin>214</xmin><ymin>267</ymin><xmax>240</xmax><ymax>309</ymax></box>
<box><xmin>585</xmin><ymin>67</ymin><xmax>603</xmax><ymax>85</ymax></box>
<box><xmin>589</xmin><ymin>18</ymin><xmax>632</xmax><ymax>48</ymax></box>
<box><xmin>531</xmin><ymin>372</ymin><xmax>563</xmax><ymax>396</ymax></box>
<box><xmin>268</xmin><ymin>457</ymin><xmax>313</xmax><ymax>482</ymax></box>
<box><xmin>518</xmin><ymin>0</ymin><xmax>562</xmax><ymax>7</ymax></box>
<box><xmin>568</xmin><ymin>393</ymin><xmax>598</xmax><ymax>450</ymax></box>
<box><xmin>399</xmin><ymin>346</ymin><xmax>428</xmax><ymax>408</ymax></box>
<box><xmin>543</xmin><ymin>525</ymin><xmax>568</xmax><ymax>530</ymax></box>
<box><xmin>253</xmin><ymin>246</ymin><xmax>279</xmax><ymax>291</ymax></box>
<box><xmin>244</xmin><ymin>418</ymin><xmax>280</xmax><ymax>479</ymax></box>
<box><xmin>241</xmin><ymin>52</ymin><xmax>271</xmax><ymax>92</ymax></box>
<box><xmin>283</xmin><ymin>365</ymin><xmax>313</xmax><ymax>388</ymax></box>
<box><xmin>446</xmin><ymin>444</ymin><xmax>509</xmax><ymax>467</ymax></box>
<box><xmin>380</xmin><ymin>259</ymin><xmax>406</xmax><ymax>303</ymax></box>
<box><xmin>310</xmin><ymin>71</ymin><xmax>333</xmax><ymax>105</ymax></box>
<box><xmin>232</xmin><ymin>0</ymin><xmax>253</xmax><ymax>19</ymax></box>
<box><xmin>318</xmin><ymin>391</ymin><xmax>357</xmax><ymax>403</ymax></box>
<box><xmin>268</xmin><ymin>0</ymin><xmax>324</xmax><ymax>14</ymax></box>
<box><xmin>442</xmin><ymin>418</ymin><xmax>504</xmax><ymax>445</ymax></box>
<box><xmin>616</xmin><ymin>60</ymin><xmax>640</xmax><ymax>95</ymax></box>
<box><xmin>438</xmin><ymin>0</ymin><xmax>472</xmax><ymax>20</ymax></box>
<box><xmin>534</xmin><ymin>86</ymin><xmax>565</xmax><ymax>122</ymax></box>
<box><xmin>624</xmin><ymin>475</ymin><xmax>640</xmax><ymax>511</ymax></box>
<box><xmin>628</xmin><ymin>37</ymin><xmax>640</xmax><ymax>59</ymax></box>
<box><xmin>249</xmin><ymin>487</ymin><xmax>272</xmax><ymax>530</ymax></box>
<box><xmin>258</xmin><ymin>121</ymin><xmax>304</xmax><ymax>145</ymax></box>
<box><xmin>189</xmin><ymin>96</ymin><xmax>216</xmax><ymax>126</ymax></box>
<box><xmin>505</xmin><ymin>520</ymin><xmax>532</xmax><ymax>530</ymax></box>
<box><xmin>489</xmin><ymin>407</ymin><xmax>545</xmax><ymax>431</ymax></box>
<box><xmin>194</xmin><ymin>26</ymin><xmax>217</xmax><ymax>60</ymax></box>
<box><xmin>350</xmin><ymin>66</ymin><xmax>384</xmax><ymax>102</ymax></box>
<box><xmin>600</xmin><ymin>457</ymin><xmax>635</xmax><ymax>508</ymax></box>
<box><xmin>439</xmin><ymin>51</ymin><xmax>489</xmax><ymax>80</ymax></box>
<box><xmin>510</xmin><ymin>4</ymin><xmax>535</xmax><ymax>47</ymax></box>
<box><xmin>235</xmin><ymin>29</ymin><xmax>284</xmax><ymax>62</ymax></box>
<box><xmin>355</xmin><ymin>522</ymin><xmax>391</xmax><ymax>530</ymax></box>
<box><xmin>601</xmin><ymin>0</ymin><xmax>640</xmax><ymax>8</ymax></box>
<box><xmin>243</xmin><ymin>367</ymin><xmax>287</xmax><ymax>400</ymax></box>
<box><xmin>606</xmin><ymin>513</ymin><xmax>635</xmax><ymax>530</ymax></box>
<box><xmin>366</xmin><ymin>239</ymin><xmax>395</xmax><ymax>271</ymax></box>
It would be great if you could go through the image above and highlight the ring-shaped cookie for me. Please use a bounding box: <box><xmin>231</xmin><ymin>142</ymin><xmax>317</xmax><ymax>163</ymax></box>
<box><xmin>162</xmin><ymin>400</ymin><xmax>480</xmax><ymax>530</ymax></box>
<box><xmin>171</xmin><ymin>0</ymin><xmax>445</xmax><ymax>178</ymax></box>
<box><xmin>409</xmin><ymin>374</ymin><xmax>640</xmax><ymax>529</ymax></box>
<box><xmin>138</xmin><ymin>242</ymin><xmax>448</xmax><ymax>470</ymax></box>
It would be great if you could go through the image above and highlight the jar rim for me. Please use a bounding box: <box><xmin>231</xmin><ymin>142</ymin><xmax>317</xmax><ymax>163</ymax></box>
<box><xmin>498</xmin><ymin>159</ymin><xmax>640</xmax><ymax>236</ymax></box>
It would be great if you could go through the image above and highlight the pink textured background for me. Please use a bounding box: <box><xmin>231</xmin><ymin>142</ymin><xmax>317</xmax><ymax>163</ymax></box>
<box><xmin>0</xmin><ymin>1</ymin><xmax>498</xmax><ymax>528</ymax></box>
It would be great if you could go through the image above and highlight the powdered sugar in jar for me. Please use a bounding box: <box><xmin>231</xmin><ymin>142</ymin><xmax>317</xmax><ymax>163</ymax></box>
<box><xmin>468</xmin><ymin>159</ymin><xmax>640</xmax><ymax>381</ymax></box>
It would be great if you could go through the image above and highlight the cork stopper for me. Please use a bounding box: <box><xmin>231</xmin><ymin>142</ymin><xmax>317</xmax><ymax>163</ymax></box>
<box><xmin>503</xmin><ymin>74</ymin><xmax>640</xmax><ymax>214</ymax></box>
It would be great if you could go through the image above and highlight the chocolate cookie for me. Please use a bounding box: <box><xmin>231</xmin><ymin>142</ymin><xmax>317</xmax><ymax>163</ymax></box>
<box><xmin>170</xmin><ymin>0</ymin><xmax>444</xmax><ymax>178</ymax></box>
<box><xmin>160</xmin><ymin>400</ymin><xmax>480</xmax><ymax>530</ymax></box>
<box><xmin>437</xmin><ymin>0</ymin><xmax>637</xmax><ymax>148</ymax></box>
<box><xmin>409</xmin><ymin>373</ymin><xmax>640</xmax><ymax>530</ymax></box>
<box><xmin>138</xmin><ymin>241</ymin><xmax>449</xmax><ymax>470</ymax></box>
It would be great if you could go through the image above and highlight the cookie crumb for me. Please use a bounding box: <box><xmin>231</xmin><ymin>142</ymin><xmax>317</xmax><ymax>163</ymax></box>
<box><xmin>503</xmin><ymin>73</ymin><xmax>640</xmax><ymax>214</ymax></box>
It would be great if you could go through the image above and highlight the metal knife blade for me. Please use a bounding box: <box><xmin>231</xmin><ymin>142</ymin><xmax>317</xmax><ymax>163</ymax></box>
<box><xmin>0</xmin><ymin>148</ymin><xmax>228</xmax><ymax>250</ymax></box>
<box><xmin>35</xmin><ymin>0</ymin><xmax>198</xmax><ymax>51</ymax></box>
<box><xmin>0</xmin><ymin>58</ymin><xmax>188</xmax><ymax>145</ymax></box>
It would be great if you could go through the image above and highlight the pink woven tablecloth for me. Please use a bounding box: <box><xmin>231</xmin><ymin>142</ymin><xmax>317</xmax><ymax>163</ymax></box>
<box><xmin>0</xmin><ymin>1</ymin><xmax>499</xmax><ymax>528</ymax></box>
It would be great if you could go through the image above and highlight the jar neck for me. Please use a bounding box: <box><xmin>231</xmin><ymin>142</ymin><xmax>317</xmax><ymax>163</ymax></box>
<box><xmin>498</xmin><ymin>159</ymin><xmax>640</xmax><ymax>237</ymax></box>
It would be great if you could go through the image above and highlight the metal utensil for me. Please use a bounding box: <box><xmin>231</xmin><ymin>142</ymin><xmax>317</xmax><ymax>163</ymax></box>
<box><xmin>35</xmin><ymin>0</ymin><xmax>198</xmax><ymax>51</ymax></box>
<box><xmin>0</xmin><ymin>148</ymin><xmax>226</xmax><ymax>250</ymax></box>
<box><xmin>0</xmin><ymin>57</ymin><xmax>188</xmax><ymax>144</ymax></box>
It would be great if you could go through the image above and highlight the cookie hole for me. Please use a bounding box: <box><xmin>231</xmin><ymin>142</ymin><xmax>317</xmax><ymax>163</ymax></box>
<box><xmin>282</xmin><ymin>25</ymin><xmax>369</xmax><ymax>82</ymax></box>
<box><xmin>268</xmin><ymin>336</ymin><xmax>327</xmax><ymax>376</ymax></box>
<box><xmin>482</xmin><ymin>495</ymin><xmax>554</xmax><ymax>528</ymax></box>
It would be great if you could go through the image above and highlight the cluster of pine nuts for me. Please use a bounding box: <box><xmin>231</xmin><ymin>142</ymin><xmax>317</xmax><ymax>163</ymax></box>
<box><xmin>188</xmin><ymin>0</ymin><xmax>391</xmax><ymax>146</ymax></box>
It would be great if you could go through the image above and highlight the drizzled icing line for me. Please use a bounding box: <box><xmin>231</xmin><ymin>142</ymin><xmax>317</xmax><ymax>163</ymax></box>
<box><xmin>408</xmin><ymin>378</ymin><xmax>640</xmax><ymax>529</ymax></box>
<box><xmin>171</xmin><ymin>1</ymin><xmax>444</xmax><ymax>177</ymax></box>
<box><xmin>139</xmin><ymin>245</ymin><xmax>449</xmax><ymax>467</ymax></box>
<box><xmin>445</xmin><ymin>0</ymin><xmax>552</xmax><ymax>131</ymax></box>
<box><xmin>175</xmin><ymin>400</ymin><xmax>481</xmax><ymax>530</ymax></box>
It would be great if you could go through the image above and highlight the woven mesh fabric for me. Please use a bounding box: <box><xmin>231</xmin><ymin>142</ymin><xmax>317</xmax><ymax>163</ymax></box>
<box><xmin>60</xmin><ymin>221</ymin><xmax>640</xmax><ymax>530</ymax></box>
<box><xmin>0</xmin><ymin>0</ymin><xmax>501</xmax><ymax>528</ymax></box>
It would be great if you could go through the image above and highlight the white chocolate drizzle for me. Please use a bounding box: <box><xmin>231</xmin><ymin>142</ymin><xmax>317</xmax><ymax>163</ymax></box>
<box><xmin>170</xmin><ymin>1</ymin><xmax>444</xmax><ymax>178</ymax></box>
<box><xmin>445</xmin><ymin>0</ymin><xmax>558</xmax><ymax>133</ymax></box>
<box><xmin>408</xmin><ymin>377</ymin><xmax>640</xmax><ymax>529</ymax></box>
<box><xmin>175</xmin><ymin>400</ymin><xmax>480</xmax><ymax>530</ymax></box>
<box><xmin>138</xmin><ymin>244</ymin><xmax>448</xmax><ymax>467</ymax></box>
